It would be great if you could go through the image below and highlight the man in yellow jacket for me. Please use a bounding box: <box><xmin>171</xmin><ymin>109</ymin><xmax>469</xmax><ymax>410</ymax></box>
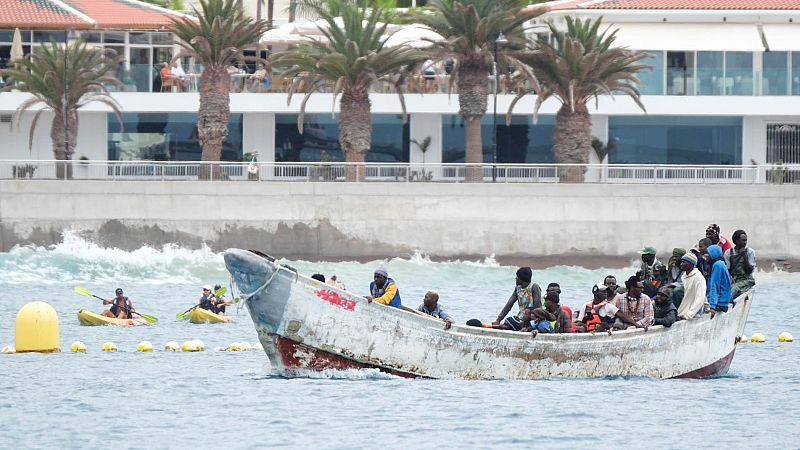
<box><xmin>366</xmin><ymin>267</ymin><xmax>402</xmax><ymax>308</ymax></box>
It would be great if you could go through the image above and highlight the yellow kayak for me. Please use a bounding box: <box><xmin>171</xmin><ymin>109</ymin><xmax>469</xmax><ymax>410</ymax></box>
<box><xmin>77</xmin><ymin>309</ymin><xmax>150</xmax><ymax>327</ymax></box>
<box><xmin>187</xmin><ymin>307</ymin><xmax>232</xmax><ymax>324</ymax></box>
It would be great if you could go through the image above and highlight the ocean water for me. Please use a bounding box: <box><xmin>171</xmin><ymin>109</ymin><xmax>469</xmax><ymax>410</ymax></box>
<box><xmin>1</xmin><ymin>233</ymin><xmax>799</xmax><ymax>449</ymax></box>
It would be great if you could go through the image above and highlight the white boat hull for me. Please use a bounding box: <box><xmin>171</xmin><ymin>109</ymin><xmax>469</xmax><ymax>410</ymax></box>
<box><xmin>224</xmin><ymin>249</ymin><xmax>753</xmax><ymax>379</ymax></box>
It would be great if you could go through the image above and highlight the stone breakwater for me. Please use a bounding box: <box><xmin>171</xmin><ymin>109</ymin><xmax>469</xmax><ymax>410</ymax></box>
<box><xmin>1</xmin><ymin>180</ymin><xmax>798</xmax><ymax>263</ymax></box>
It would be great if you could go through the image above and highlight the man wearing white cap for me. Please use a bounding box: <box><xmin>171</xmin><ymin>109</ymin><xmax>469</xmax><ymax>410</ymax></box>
<box><xmin>366</xmin><ymin>267</ymin><xmax>402</xmax><ymax>308</ymax></box>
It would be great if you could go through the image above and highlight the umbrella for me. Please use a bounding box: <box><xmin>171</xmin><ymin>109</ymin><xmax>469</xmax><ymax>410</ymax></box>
<box><xmin>294</xmin><ymin>17</ymin><xmax>401</xmax><ymax>36</ymax></box>
<box><xmin>383</xmin><ymin>24</ymin><xmax>444</xmax><ymax>48</ymax></box>
<box><xmin>10</xmin><ymin>28</ymin><xmax>24</xmax><ymax>63</ymax></box>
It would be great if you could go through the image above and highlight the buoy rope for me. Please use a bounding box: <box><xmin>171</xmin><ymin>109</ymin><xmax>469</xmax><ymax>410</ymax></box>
<box><xmin>234</xmin><ymin>267</ymin><xmax>281</xmax><ymax>307</ymax></box>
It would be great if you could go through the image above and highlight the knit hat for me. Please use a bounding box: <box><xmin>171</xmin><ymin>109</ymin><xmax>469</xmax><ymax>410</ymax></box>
<box><xmin>672</xmin><ymin>248</ymin><xmax>686</xmax><ymax>257</ymax></box>
<box><xmin>374</xmin><ymin>267</ymin><xmax>388</xmax><ymax>278</ymax></box>
<box><xmin>681</xmin><ymin>253</ymin><xmax>698</xmax><ymax>265</ymax></box>
<box><xmin>516</xmin><ymin>267</ymin><xmax>532</xmax><ymax>284</ymax></box>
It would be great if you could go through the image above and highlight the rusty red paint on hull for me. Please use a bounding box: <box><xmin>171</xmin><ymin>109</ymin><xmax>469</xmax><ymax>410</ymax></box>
<box><xmin>315</xmin><ymin>289</ymin><xmax>357</xmax><ymax>311</ymax></box>
<box><xmin>673</xmin><ymin>348</ymin><xmax>736</xmax><ymax>379</ymax></box>
<box><xmin>273</xmin><ymin>335</ymin><xmax>420</xmax><ymax>378</ymax></box>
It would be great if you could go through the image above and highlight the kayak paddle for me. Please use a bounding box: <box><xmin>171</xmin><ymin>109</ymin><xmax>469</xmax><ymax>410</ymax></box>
<box><xmin>176</xmin><ymin>286</ymin><xmax>234</xmax><ymax>320</ymax></box>
<box><xmin>73</xmin><ymin>286</ymin><xmax>159</xmax><ymax>324</ymax></box>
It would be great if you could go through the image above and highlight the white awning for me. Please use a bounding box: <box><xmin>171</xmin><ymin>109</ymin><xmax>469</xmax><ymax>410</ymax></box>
<box><xmin>762</xmin><ymin>24</ymin><xmax>800</xmax><ymax>51</ymax></box>
<box><xmin>610</xmin><ymin>23</ymin><xmax>765</xmax><ymax>52</ymax></box>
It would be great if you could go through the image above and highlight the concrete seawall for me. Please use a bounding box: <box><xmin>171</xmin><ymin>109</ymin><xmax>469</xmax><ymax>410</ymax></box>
<box><xmin>1</xmin><ymin>181</ymin><xmax>798</xmax><ymax>262</ymax></box>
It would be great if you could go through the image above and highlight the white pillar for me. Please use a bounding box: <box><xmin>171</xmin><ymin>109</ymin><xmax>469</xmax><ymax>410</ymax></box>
<box><xmin>243</xmin><ymin>112</ymin><xmax>274</xmax><ymax>179</ymax></box>
<box><xmin>409</xmin><ymin>113</ymin><xmax>442</xmax><ymax>180</ymax></box>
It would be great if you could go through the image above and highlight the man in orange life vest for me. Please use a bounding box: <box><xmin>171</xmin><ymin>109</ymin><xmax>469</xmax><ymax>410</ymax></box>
<box><xmin>577</xmin><ymin>283</ymin><xmax>636</xmax><ymax>333</ymax></box>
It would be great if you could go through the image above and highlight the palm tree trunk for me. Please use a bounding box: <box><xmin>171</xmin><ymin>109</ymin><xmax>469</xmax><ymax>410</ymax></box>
<box><xmin>339</xmin><ymin>88</ymin><xmax>371</xmax><ymax>182</ymax></box>
<box><xmin>198</xmin><ymin>67</ymin><xmax>231</xmax><ymax>180</ymax></box>
<box><xmin>267</xmin><ymin>0</ymin><xmax>274</xmax><ymax>29</ymax></box>
<box><xmin>50</xmin><ymin>111</ymin><xmax>75</xmax><ymax>179</ymax></box>
<box><xmin>457</xmin><ymin>60</ymin><xmax>489</xmax><ymax>182</ymax></box>
<box><xmin>553</xmin><ymin>104</ymin><xmax>592</xmax><ymax>182</ymax></box>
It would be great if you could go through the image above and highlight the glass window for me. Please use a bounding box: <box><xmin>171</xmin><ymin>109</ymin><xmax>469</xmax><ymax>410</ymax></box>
<box><xmin>130</xmin><ymin>33</ymin><xmax>150</xmax><ymax>45</ymax></box>
<box><xmin>275</xmin><ymin>114</ymin><xmax>409</xmax><ymax>162</ymax></box>
<box><xmin>0</xmin><ymin>30</ymin><xmax>14</xmax><ymax>42</ymax></box>
<box><xmin>151</xmin><ymin>33</ymin><xmax>173</xmax><ymax>45</ymax></box>
<box><xmin>726</xmin><ymin>52</ymin><xmax>753</xmax><ymax>95</ymax></box>
<box><xmin>129</xmin><ymin>47</ymin><xmax>153</xmax><ymax>93</ymax></box>
<box><xmin>441</xmin><ymin>115</ymin><xmax>556</xmax><ymax>163</ymax></box>
<box><xmin>33</xmin><ymin>31</ymin><xmax>66</xmax><ymax>44</ymax></box>
<box><xmin>763</xmin><ymin>51</ymin><xmax>789</xmax><ymax>95</ymax></box>
<box><xmin>608</xmin><ymin>116</ymin><xmax>742</xmax><ymax>165</ymax></box>
<box><xmin>637</xmin><ymin>51</ymin><xmax>664</xmax><ymax>95</ymax></box>
<box><xmin>696</xmin><ymin>51</ymin><xmax>723</xmax><ymax>95</ymax></box>
<box><xmin>82</xmin><ymin>32</ymin><xmax>102</xmax><ymax>43</ymax></box>
<box><xmin>104</xmin><ymin>31</ymin><xmax>125</xmax><ymax>44</ymax></box>
<box><xmin>108</xmin><ymin>113</ymin><xmax>243</xmax><ymax>161</ymax></box>
<box><xmin>666</xmin><ymin>51</ymin><xmax>694</xmax><ymax>95</ymax></box>
<box><xmin>792</xmin><ymin>52</ymin><xmax>800</xmax><ymax>95</ymax></box>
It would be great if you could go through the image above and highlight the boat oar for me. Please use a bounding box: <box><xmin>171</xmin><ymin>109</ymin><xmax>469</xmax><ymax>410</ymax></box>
<box><xmin>176</xmin><ymin>286</ymin><xmax>232</xmax><ymax>320</ymax></box>
<box><xmin>73</xmin><ymin>286</ymin><xmax>159</xmax><ymax>324</ymax></box>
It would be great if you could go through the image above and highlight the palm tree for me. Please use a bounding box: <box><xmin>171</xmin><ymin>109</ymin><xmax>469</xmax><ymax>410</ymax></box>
<box><xmin>169</xmin><ymin>0</ymin><xmax>268</xmax><ymax>178</ymax></box>
<box><xmin>508</xmin><ymin>16</ymin><xmax>651</xmax><ymax>181</ymax></box>
<box><xmin>0</xmin><ymin>39</ymin><xmax>123</xmax><ymax>179</ymax></box>
<box><xmin>273</xmin><ymin>0</ymin><xmax>426</xmax><ymax>181</ymax></box>
<box><xmin>412</xmin><ymin>0</ymin><xmax>544</xmax><ymax>181</ymax></box>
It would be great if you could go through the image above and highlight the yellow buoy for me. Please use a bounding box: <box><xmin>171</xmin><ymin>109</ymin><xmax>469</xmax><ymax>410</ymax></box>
<box><xmin>182</xmin><ymin>340</ymin><xmax>204</xmax><ymax>352</ymax></box>
<box><xmin>738</xmin><ymin>335</ymin><xmax>747</xmax><ymax>344</ymax></box>
<box><xmin>778</xmin><ymin>332</ymin><xmax>793</xmax><ymax>342</ymax></box>
<box><xmin>102</xmin><ymin>342</ymin><xmax>118</xmax><ymax>352</ymax></box>
<box><xmin>2</xmin><ymin>345</ymin><xmax>15</xmax><ymax>354</ymax></box>
<box><xmin>70</xmin><ymin>341</ymin><xmax>87</xmax><ymax>353</ymax></box>
<box><xmin>228</xmin><ymin>342</ymin><xmax>243</xmax><ymax>351</ymax></box>
<box><xmin>750</xmin><ymin>333</ymin><xmax>766</xmax><ymax>343</ymax></box>
<box><xmin>14</xmin><ymin>301</ymin><xmax>59</xmax><ymax>353</ymax></box>
<box><xmin>164</xmin><ymin>341</ymin><xmax>180</xmax><ymax>352</ymax></box>
<box><xmin>137</xmin><ymin>341</ymin><xmax>154</xmax><ymax>352</ymax></box>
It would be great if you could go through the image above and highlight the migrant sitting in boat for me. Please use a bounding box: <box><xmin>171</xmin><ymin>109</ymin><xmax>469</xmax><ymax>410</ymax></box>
<box><xmin>706</xmin><ymin>223</ymin><xmax>733</xmax><ymax>255</ymax></box>
<box><xmin>725</xmin><ymin>230</ymin><xmax>755</xmax><ymax>299</ymax></box>
<box><xmin>653</xmin><ymin>287</ymin><xmax>678</xmax><ymax>327</ymax></box>
<box><xmin>612</xmin><ymin>276</ymin><xmax>654</xmax><ymax>329</ymax></box>
<box><xmin>366</xmin><ymin>267</ymin><xmax>402</xmax><ymax>308</ymax></box>
<box><xmin>637</xmin><ymin>246</ymin><xmax>668</xmax><ymax>297</ymax></box>
<box><xmin>576</xmin><ymin>284</ymin><xmax>637</xmax><ymax>333</ymax></box>
<box><xmin>416</xmin><ymin>291</ymin><xmax>453</xmax><ymax>330</ymax></box>
<box><xmin>677</xmin><ymin>252</ymin><xmax>707</xmax><ymax>320</ymax></box>
<box><xmin>492</xmin><ymin>267</ymin><xmax>542</xmax><ymax>331</ymax></box>
<box><xmin>707</xmin><ymin>244</ymin><xmax>733</xmax><ymax>315</ymax></box>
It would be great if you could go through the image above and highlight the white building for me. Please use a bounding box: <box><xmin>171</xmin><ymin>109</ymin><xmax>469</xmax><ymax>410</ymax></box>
<box><xmin>2</xmin><ymin>0</ymin><xmax>800</xmax><ymax>175</ymax></box>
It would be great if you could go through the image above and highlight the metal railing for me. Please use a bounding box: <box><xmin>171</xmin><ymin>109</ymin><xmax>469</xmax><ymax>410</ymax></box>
<box><xmin>1</xmin><ymin>160</ymin><xmax>799</xmax><ymax>184</ymax></box>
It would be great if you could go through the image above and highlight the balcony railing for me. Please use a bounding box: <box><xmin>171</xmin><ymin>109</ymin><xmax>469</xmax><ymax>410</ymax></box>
<box><xmin>2</xmin><ymin>160</ymin><xmax>798</xmax><ymax>184</ymax></box>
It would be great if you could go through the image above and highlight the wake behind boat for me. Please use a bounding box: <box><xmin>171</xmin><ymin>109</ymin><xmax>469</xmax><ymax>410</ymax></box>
<box><xmin>223</xmin><ymin>249</ymin><xmax>753</xmax><ymax>380</ymax></box>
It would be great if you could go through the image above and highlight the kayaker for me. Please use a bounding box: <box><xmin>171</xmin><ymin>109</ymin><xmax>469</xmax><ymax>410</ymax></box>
<box><xmin>724</xmin><ymin>229</ymin><xmax>755</xmax><ymax>299</ymax></box>
<box><xmin>677</xmin><ymin>252</ymin><xmax>707</xmax><ymax>320</ymax></box>
<box><xmin>198</xmin><ymin>285</ymin><xmax>215</xmax><ymax>311</ymax></box>
<box><xmin>102</xmin><ymin>288</ymin><xmax>135</xmax><ymax>319</ymax></box>
<box><xmin>211</xmin><ymin>284</ymin><xmax>228</xmax><ymax>315</ymax></box>
<box><xmin>416</xmin><ymin>291</ymin><xmax>453</xmax><ymax>329</ymax></box>
<box><xmin>366</xmin><ymin>267</ymin><xmax>402</xmax><ymax>308</ymax></box>
<box><xmin>492</xmin><ymin>267</ymin><xmax>542</xmax><ymax>331</ymax></box>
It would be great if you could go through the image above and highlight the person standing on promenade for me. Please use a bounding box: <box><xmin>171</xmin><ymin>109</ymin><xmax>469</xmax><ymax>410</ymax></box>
<box><xmin>492</xmin><ymin>267</ymin><xmax>542</xmax><ymax>331</ymax></box>
<box><xmin>677</xmin><ymin>253</ymin><xmax>707</xmax><ymax>320</ymax></box>
<box><xmin>724</xmin><ymin>229</ymin><xmax>755</xmax><ymax>299</ymax></box>
<box><xmin>366</xmin><ymin>267</ymin><xmax>402</xmax><ymax>308</ymax></box>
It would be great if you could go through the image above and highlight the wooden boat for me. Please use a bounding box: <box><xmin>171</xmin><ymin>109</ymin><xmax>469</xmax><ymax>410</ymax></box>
<box><xmin>187</xmin><ymin>307</ymin><xmax>232</xmax><ymax>324</ymax></box>
<box><xmin>223</xmin><ymin>249</ymin><xmax>753</xmax><ymax>380</ymax></box>
<box><xmin>77</xmin><ymin>309</ymin><xmax>150</xmax><ymax>327</ymax></box>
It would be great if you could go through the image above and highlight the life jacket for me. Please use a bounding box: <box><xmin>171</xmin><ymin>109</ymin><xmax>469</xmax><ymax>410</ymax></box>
<box><xmin>110</xmin><ymin>296</ymin><xmax>131</xmax><ymax>318</ymax></box>
<box><xmin>198</xmin><ymin>294</ymin><xmax>214</xmax><ymax>311</ymax></box>
<box><xmin>582</xmin><ymin>300</ymin><xmax>611</xmax><ymax>331</ymax></box>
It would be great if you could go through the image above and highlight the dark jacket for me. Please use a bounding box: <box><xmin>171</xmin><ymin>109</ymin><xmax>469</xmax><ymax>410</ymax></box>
<box><xmin>653</xmin><ymin>301</ymin><xmax>678</xmax><ymax>328</ymax></box>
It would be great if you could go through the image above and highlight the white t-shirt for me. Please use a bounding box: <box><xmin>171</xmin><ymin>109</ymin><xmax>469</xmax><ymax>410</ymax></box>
<box><xmin>577</xmin><ymin>301</ymin><xmax>619</xmax><ymax>322</ymax></box>
<box><xmin>171</xmin><ymin>65</ymin><xmax>186</xmax><ymax>77</ymax></box>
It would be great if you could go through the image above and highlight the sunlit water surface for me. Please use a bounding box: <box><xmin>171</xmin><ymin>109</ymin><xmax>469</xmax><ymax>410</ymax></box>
<box><xmin>1</xmin><ymin>233</ymin><xmax>798</xmax><ymax>449</ymax></box>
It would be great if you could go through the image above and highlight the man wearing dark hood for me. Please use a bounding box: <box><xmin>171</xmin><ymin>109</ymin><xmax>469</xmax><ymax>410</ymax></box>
<box><xmin>492</xmin><ymin>267</ymin><xmax>542</xmax><ymax>331</ymax></box>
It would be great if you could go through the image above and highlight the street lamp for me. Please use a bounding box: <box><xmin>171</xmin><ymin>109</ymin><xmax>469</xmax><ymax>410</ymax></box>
<box><xmin>491</xmin><ymin>32</ymin><xmax>507</xmax><ymax>182</ymax></box>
